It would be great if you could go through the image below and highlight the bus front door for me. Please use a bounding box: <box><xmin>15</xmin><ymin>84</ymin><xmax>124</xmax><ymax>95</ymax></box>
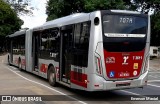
<box><xmin>60</xmin><ymin>25</ymin><xmax>73</xmax><ymax>84</ymax></box>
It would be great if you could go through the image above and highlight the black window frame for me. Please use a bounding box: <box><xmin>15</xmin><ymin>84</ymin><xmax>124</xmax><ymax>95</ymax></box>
<box><xmin>12</xmin><ymin>34</ymin><xmax>25</xmax><ymax>55</ymax></box>
<box><xmin>101</xmin><ymin>10</ymin><xmax>148</xmax><ymax>52</ymax></box>
<box><xmin>38</xmin><ymin>28</ymin><xmax>60</xmax><ymax>60</ymax></box>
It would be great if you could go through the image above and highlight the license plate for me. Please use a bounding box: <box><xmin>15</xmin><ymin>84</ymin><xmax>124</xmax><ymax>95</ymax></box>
<box><xmin>116</xmin><ymin>82</ymin><xmax>130</xmax><ymax>87</ymax></box>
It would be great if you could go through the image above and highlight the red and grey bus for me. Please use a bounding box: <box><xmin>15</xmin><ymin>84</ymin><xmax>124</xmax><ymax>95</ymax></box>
<box><xmin>7</xmin><ymin>10</ymin><xmax>150</xmax><ymax>91</ymax></box>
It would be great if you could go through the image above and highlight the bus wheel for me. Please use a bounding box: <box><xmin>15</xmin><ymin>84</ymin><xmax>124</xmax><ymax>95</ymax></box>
<box><xmin>48</xmin><ymin>66</ymin><xmax>57</xmax><ymax>87</ymax></box>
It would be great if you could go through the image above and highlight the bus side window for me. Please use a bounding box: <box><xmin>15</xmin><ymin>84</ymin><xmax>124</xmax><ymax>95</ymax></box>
<box><xmin>12</xmin><ymin>37</ymin><xmax>19</xmax><ymax>55</ymax></box>
<box><xmin>40</xmin><ymin>30</ymin><xmax>49</xmax><ymax>58</ymax></box>
<box><xmin>73</xmin><ymin>21</ymin><xmax>91</xmax><ymax>67</ymax></box>
<box><xmin>20</xmin><ymin>35</ymin><xmax>25</xmax><ymax>55</ymax></box>
<box><xmin>40</xmin><ymin>28</ymin><xmax>60</xmax><ymax>60</ymax></box>
<box><xmin>50</xmin><ymin>28</ymin><xmax>60</xmax><ymax>53</ymax></box>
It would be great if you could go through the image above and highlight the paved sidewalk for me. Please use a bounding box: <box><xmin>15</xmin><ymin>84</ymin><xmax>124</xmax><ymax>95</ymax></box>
<box><xmin>149</xmin><ymin>58</ymin><xmax>160</xmax><ymax>71</ymax></box>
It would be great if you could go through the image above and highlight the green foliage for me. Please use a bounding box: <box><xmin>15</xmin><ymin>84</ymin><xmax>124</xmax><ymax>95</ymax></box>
<box><xmin>4</xmin><ymin>0</ymin><xmax>33</xmax><ymax>15</ymax></box>
<box><xmin>84</xmin><ymin>0</ymin><xmax>125</xmax><ymax>12</ymax></box>
<box><xmin>127</xmin><ymin>0</ymin><xmax>160</xmax><ymax>13</ymax></box>
<box><xmin>152</xmin><ymin>13</ymin><xmax>160</xmax><ymax>32</ymax></box>
<box><xmin>151</xmin><ymin>12</ymin><xmax>160</xmax><ymax>46</ymax></box>
<box><xmin>0</xmin><ymin>0</ymin><xmax>23</xmax><ymax>36</ymax></box>
<box><xmin>134</xmin><ymin>0</ymin><xmax>160</xmax><ymax>46</ymax></box>
<box><xmin>46</xmin><ymin>0</ymin><xmax>64</xmax><ymax>21</ymax></box>
<box><xmin>46</xmin><ymin>0</ymin><xmax>125</xmax><ymax>21</ymax></box>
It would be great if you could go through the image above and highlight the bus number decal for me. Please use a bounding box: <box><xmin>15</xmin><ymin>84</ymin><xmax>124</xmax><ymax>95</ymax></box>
<box><xmin>133</xmin><ymin>56</ymin><xmax>143</xmax><ymax>60</ymax></box>
<box><xmin>120</xmin><ymin>17</ymin><xmax>133</xmax><ymax>24</ymax></box>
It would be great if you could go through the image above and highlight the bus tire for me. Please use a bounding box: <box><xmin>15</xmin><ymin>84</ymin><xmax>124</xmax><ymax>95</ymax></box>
<box><xmin>18</xmin><ymin>58</ymin><xmax>22</xmax><ymax>71</ymax></box>
<box><xmin>48</xmin><ymin>66</ymin><xmax>57</xmax><ymax>87</ymax></box>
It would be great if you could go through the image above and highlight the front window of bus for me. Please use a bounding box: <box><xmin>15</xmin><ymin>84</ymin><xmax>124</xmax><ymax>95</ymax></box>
<box><xmin>102</xmin><ymin>15</ymin><xmax>148</xmax><ymax>52</ymax></box>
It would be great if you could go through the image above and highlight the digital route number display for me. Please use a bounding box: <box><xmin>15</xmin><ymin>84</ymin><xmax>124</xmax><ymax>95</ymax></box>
<box><xmin>119</xmin><ymin>17</ymin><xmax>133</xmax><ymax>24</ymax></box>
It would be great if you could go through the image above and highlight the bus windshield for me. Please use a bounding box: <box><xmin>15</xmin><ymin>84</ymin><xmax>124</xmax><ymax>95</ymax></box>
<box><xmin>102</xmin><ymin>15</ymin><xmax>148</xmax><ymax>52</ymax></box>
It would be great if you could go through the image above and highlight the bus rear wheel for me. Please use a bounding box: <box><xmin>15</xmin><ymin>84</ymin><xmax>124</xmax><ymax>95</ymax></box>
<box><xmin>48</xmin><ymin>66</ymin><xmax>57</xmax><ymax>87</ymax></box>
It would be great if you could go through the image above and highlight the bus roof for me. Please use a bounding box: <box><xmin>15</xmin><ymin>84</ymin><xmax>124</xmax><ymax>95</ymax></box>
<box><xmin>8</xmin><ymin>30</ymin><xmax>26</xmax><ymax>38</ymax></box>
<box><xmin>110</xmin><ymin>10</ymin><xmax>141</xmax><ymax>14</ymax></box>
<box><xmin>33</xmin><ymin>12</ymin><xmax>90</xmax><ymax>31</ymax></box>
<box><xmin>33</xmin><ymin>10</ymin><xmax>148</xmax><ymax>32</ymax></box>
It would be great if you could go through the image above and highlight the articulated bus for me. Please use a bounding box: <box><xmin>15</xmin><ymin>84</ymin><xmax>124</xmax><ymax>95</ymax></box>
<box><xmin>7</xmin><ymin>10</ymin><xmax>150</xmax><ymax>91</ymax></box>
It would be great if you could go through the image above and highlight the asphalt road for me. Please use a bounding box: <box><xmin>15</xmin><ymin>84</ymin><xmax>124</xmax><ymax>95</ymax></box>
<box><xmin>0</xmin><ymin>55</ymin><xmax>160</xmax><ymax>104</ymax></box>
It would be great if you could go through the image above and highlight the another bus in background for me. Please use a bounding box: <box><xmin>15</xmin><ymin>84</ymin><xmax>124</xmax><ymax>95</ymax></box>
<box><xmin>150</xmin><ymin>46</ymin><xmax>158</xmax><ymax>59</ymax></box>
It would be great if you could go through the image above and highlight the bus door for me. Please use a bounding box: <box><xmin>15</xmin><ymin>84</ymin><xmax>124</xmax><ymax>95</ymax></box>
<box><xmin>60</xmin><ymin>25</ymin><xmax>73</xmax><ymax>84</ymax></box>
<box><xmin>32</xmin><ymin>34</ymin><xmax>39</xmax><ymax>71</ymax></box>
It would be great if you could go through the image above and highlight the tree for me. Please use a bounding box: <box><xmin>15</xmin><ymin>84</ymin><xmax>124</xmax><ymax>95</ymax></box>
<box><xmin>135</xmin><ymin>0</ymin><xmax>160</xmax><ymax>46</ymax></box>
<box><xmin>4</xmin><ymin>0</ymin><xmax>33</xmax><ymax>15</ymax></box>
<box><xmin>150</xmin><ymin>12</ymin><xmax>160</xmax><ymax>46</ymax></box>
<box><xmin>84</xmin><ymin>0</ymin><xmax>125</xmax><ymax>12</ymax></box>
<box><xmin>119</xmin><ymin>0</ymin><xmax>160</xmax><ymax>46</ymax></box>
<box><xmin>46</xmin><ymin>0</ymin><xmax>125</xmax><ymax>21</ymax></box>
<box><xmin>0</xmin><ymin>0</ymin><xmax>23</xmax><ymax>52</ymax></box>
<box><xmin>0</xmin><ymin>0</ymin><xmax>23</xmax><ymax>36</ymax></box>
<box><xmin>46</xmin><ymin>0</ymin><xmax>64</xmax><ymax>21</ymax></box>
<box><xmin>132</xmin><ymin>0</ymin><xmax>160</xmax><ymax>14</ymax></box>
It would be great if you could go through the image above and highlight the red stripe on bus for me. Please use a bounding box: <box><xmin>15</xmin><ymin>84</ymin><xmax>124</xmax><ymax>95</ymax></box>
<box><xmin>40</xmin><ymin>64</ymin><xmax>47</xmax><ymax>73</ymax></box>
<box><xmin>70</xmin><ymin>71</ymin><xmax>87</xmax><ymax>88</ymax></box>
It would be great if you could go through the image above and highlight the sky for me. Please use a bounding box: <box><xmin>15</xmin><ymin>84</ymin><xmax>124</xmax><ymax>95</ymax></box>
<box><xmin>20</xmin><ymin>0</ymin><xmax>47</xmax><ymax>29</ymax></box>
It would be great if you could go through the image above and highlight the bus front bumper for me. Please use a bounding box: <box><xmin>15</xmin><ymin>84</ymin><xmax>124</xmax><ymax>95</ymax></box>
<box><xmin>89</xmin><ymin>71</ymin><xmax>148</xmax><ymax>91</ymax></box>
<box><xmin>103</xmin><ymin>71</ymin><xmax>148</xmax><ymax>90</ymax></box>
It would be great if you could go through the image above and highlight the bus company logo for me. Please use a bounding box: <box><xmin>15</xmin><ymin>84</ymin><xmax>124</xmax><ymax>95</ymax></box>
<box><xmin>106</xmin><ymin>57</ymin><xmax>115</xmax><ymax>63</ymax></box>
<box><xmin>122</xmin><ymin>56</ymin><xmax>129</xmax><ymax>65</ymax></box>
